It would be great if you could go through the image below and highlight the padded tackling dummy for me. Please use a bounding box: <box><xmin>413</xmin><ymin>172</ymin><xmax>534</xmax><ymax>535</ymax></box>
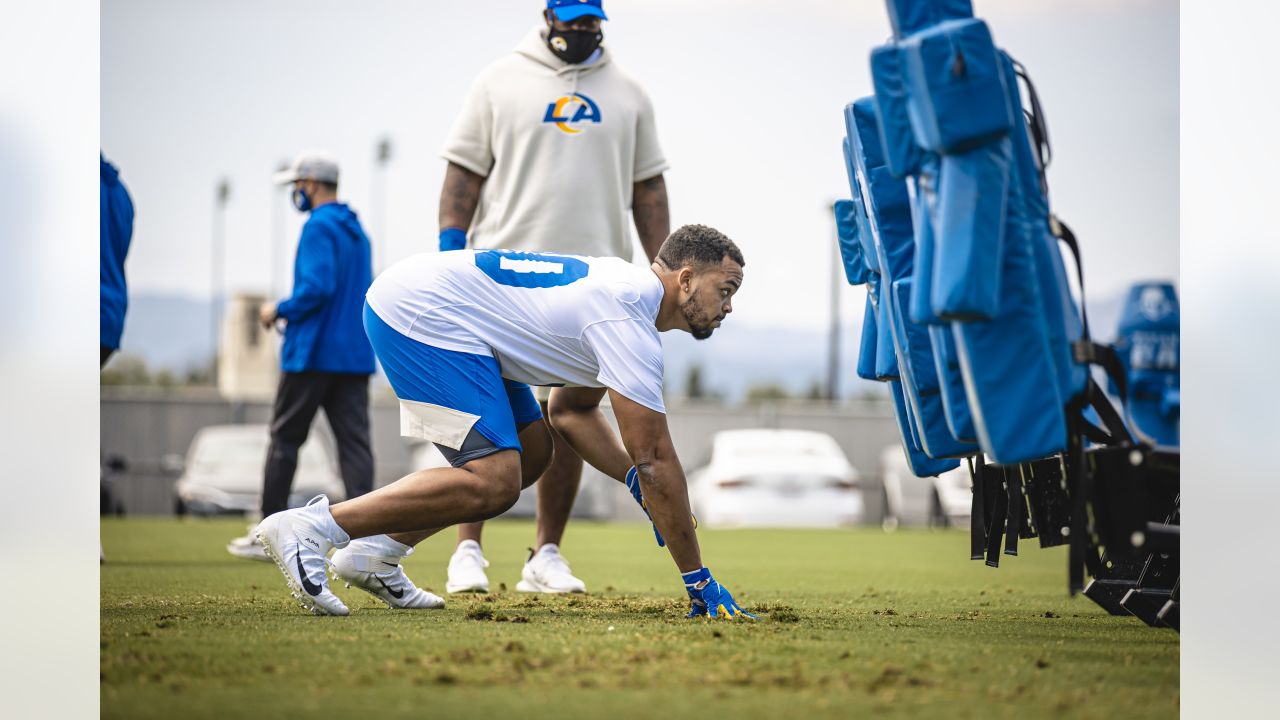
<box><xmin>842</xmin><ymin>139</ymin><xmax>882</xmax><ymax>275</ymax></box>
<box><xmin>834</xmin><ymin>198</ymin><xmax>883</xmax><ymax>383</ymax></box>
<box><xmin>885</xmin><ymin>12</ymin><xmax>1015</xmax><ymax>321</ymax></box>
<box><xmin>884</xmin><ymin>0</ymin><xmax>973</xmax><ymax>39</ymax></box>
<box><xmin>999</xmin><ymin>51</ymin><xmax>1088</xmax><ymax>404</ymax></box>
<box><xmin>944</xmin><ymin>136</ymin><xmax>1067</xmax><ymax>460</ymax></box>
<box><xmin>900</xmin><ymin>19</ymin><xmax>1015</xmax><ymax>155</ymax></box>
<box><xmin>915</xmin><ymin>162</ymin><xmax>979</xmax><ymax>442</ymax></box>
<box><xmin>845</xmin><ymin>102</ymin><xmax>902</xmax><ymax>381</ymax></box>
<box><xmin>878</xmin><ymin>1</ymin><xmax>1073</xmax><ymax>463</ymax></box>
<box><xmin>857</xmin><ymin>287</ymin><xmax>880</xmax><ymax>381</ymax></box>
<box><xmin>889</xmin><ymin>379</ymin><xmax>961</xmax><ymax>477</ymax></box>
<box><xmin>833</xmin><ymin>200</ymin><xmax>872</xmax><ymax>286</ymax></box>
<box><xmin>870</xmin><ymin>45</ymin><xmax>923</xmax><ymax>180</ymax></box>
<box><xmin>847</xmin><ymin>97</ymin><xmax>978</xmax><ymax>460</ymax></box>
<box><xmin>842</xmin><ymin>131</ymin><xmax>891</xmax><ymax>382</ymax></box>
<box><xmin>891</xmin><ymin>278</ymin><xmax>978</xmax><ymax>457</ymax></box>
<box><xmin>1113</xmin><ymin>282</ymin><xmax>1180</xmax><ymax>447</ymax></box>
<box><xmin>867</xmin><ymin>50</ymin><xmax>980</xmax><ymax>443</ymax></box>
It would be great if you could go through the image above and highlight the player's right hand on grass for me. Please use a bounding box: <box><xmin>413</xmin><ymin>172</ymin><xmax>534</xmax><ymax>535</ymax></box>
<box><xmin>625</xmin><ymin>466</ymin><xmax>697</xmax><ymax>548</ymax></box>
<box><xmin>682</xmin><ymin>567</ymin><xmax>754</xmax><ymax>620</ymax></box>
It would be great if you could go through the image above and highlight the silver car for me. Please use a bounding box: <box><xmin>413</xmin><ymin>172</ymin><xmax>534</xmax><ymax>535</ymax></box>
<box><xmin>688</xmin><ymin>429</ymin><xmax>864</xmax><ymax>528</ymax></box>
<box><xmin>173</xmin><ymin>424</ymin><xmax>345</xmax><ymax>516</ymax></box>
<box><xmin>877</xmin><ymin>445</ymin><xmax>973</xmax><ymax>530</ymax></box>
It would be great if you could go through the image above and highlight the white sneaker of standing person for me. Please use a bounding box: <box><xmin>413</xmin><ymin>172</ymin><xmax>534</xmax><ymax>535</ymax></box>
<box><xmin>445</xmin><ymin>539</ymin><xmax>491</xmax><ymax>594</ymax></box>
<box><xmin>255</xmin><ymin>495</ymin><xmax>351</xmax><ymax>616</ymax></box>
<box><xmin>517</xmin><ymin>543</ymin><xmax>586</xmax><ymax>594</ymax></box>
<box><xmin>330</xmin><ymin>535</ymin><xmax>445</xmax><ymax>609</ymax></box>
<box><xmin>227</xmin><ymin>523</ymin><xmax>271</xmax><ymax>562</ymax></box>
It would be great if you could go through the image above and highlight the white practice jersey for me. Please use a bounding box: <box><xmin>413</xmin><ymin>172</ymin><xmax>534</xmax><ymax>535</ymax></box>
<box><xmin>366</xmin><ymin>250</ymin><xmax>666</xmax><ymax>413</ymax></box>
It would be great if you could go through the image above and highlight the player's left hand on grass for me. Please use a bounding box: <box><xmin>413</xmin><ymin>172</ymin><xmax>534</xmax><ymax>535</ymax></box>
<box><xmin>682</xmin><ymin>567</ymin><xmax>754</xmax><ymax>620</ymax></box>
<box><xmin>625</xmin><ymin>466</ymin><xmax>697</xmax><ymax>548</ymax></box>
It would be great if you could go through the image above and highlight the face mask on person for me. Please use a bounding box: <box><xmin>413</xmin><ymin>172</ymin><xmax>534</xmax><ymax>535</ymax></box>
<box><xmin>547</xmin><ymin>27</ymin><xmax>603</xmax><ymax>64</ymax></box>
<box><xmin>291</xmin><ymin>185</ymin><xmax>313</xmax><ymax>213</ymax></box>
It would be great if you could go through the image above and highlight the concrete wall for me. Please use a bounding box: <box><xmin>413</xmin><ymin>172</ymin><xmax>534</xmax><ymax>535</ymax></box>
<box><xmin>100</xmin><ymin>388</ymin><xmax>900</xmax><ymax>521</ymax></box>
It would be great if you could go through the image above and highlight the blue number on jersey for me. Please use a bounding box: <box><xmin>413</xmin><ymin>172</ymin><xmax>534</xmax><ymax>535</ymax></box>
<box><xmin>475</xmin><ymin>250</ymin><xmax>589</xmax><ymax>288</ymax></box>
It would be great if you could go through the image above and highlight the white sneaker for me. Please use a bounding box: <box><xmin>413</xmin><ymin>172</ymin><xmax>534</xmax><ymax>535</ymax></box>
<box><xmin>255</xmin><ymin>495</ymin><xmax>351</xmax><ymax>616</ymax></box>
<box><xmin>227</xmin><ymin>525</ymin><xmax>271</xmax><ymax>562</ymax></box>
<box><xmin>516</xmin><ymin>544</ymin><xmax>586</xmax><ymax>594</ymax></box>
<box><xmin>330</xmin><ymin>536</ymin><xmax>445</xmax><ymax>610</ymax></box>
<box><xmin>446</xmin><ymin>540</ymin><xmax>490</xmax><ymax>594</ymax></box>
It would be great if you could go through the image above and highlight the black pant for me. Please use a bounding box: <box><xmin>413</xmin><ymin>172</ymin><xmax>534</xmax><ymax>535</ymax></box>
<box><xmin>262</xmin><ymin>372</ymin><xmax>374</xmax><ymax>516</ymax></box>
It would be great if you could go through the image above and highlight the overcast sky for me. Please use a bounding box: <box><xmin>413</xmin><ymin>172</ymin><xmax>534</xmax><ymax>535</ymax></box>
<box><xmin>101</xmin><ymin>0</ymin><xmax>1177</xmax><ymax>334</ymax></box>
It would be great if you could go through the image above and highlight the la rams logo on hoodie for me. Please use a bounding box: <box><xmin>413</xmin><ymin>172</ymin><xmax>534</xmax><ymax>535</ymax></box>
<box><xmin>543</xmin><ymin>92</ymin><xmax>602</xmax><ymax>135</ymax></box>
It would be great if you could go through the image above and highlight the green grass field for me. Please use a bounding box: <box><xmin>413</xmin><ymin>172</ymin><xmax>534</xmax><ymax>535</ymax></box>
<box><xmin>101</xmin><ymin>519</ymin><xmax>1178</xmax><ymax>719</ymax></box>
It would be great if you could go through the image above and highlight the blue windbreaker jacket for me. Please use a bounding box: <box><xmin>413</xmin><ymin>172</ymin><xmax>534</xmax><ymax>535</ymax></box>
<box><xmin>276</xmin><ymin>203</ymin><xmax>376</xmax><ymax>374</ymax></box>
<box><xmin>100</xmin><ymin>155</ymin><xmax>134</xmax><ymax>350</ymax></box>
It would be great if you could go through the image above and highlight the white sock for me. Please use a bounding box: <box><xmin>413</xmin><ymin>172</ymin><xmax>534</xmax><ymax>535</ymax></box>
<box><xmin>456</xmin><ymin>539</ymin><xmax>483</xmax><ymax>554</ymax></box>
<box><xmin>349</xmin><ymin>534</ymin><xmax>412</xmax><ymax>557</ymax></box>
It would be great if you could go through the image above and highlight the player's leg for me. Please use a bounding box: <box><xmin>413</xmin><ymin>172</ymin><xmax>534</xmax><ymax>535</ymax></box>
<box><xmin>258</xmin><ymin>449</ymin><xmax>523</xmax><ymax>615</ymax></box>
<box><xmin>228</xmin><ymin>372</ymin><xmax>325</xmax><ymax>561</ymax></box>
<box><xmin>393</xmin><ymin>417</ymin><xmax>551</xmax><ymax>547</ymax></box>
<box><xmin>447</xmin><ymin>522</ymin><xmax>487</xmax><ymax>592</ymax></box>
<box><xmin>330</xmin><ymin>450</ymin><xmax>523</xmax><ymax>535</ymax></box>
<box><xmin>308</xmin><ymin>302</ymin><xmax>522</xmax><ymax>610</ymax></box>
<box><xmin>533</xmin><ymin>387</ymin><xmax>603</xmax><ymax>547</ymax></box>
<box><xmin>516</xmin><ymin>386</ymin><xmax>596</xmax><ymax>594</ymax></box>
<box><xmin>445</xmin><ymin>381</ymin><xmax>552</xmax><ymax>593</ymax></box>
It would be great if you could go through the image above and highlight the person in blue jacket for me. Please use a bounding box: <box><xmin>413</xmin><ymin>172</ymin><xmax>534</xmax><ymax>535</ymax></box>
<box><xmin>101</xmin><ymin>154</ymin><xmax>134</xmax><ymax>366</ymax></box>
<box><xmin>227</xmin><ymin>150</ymin><xmax>377</xmax><ymax>561</ymax></box>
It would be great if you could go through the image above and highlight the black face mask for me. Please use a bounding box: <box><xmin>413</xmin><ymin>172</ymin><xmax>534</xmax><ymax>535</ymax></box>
<box><xmin>547</xmin><ymin>28</ymin><xmax>603</xmax><ymax>64</ymax></box>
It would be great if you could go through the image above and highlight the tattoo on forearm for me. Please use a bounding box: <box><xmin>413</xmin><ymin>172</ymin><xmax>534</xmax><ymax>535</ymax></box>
<box><xmin>440</xmin><ymin>166</ymin><xmax>482</xmax><ymax>229</ymax></box>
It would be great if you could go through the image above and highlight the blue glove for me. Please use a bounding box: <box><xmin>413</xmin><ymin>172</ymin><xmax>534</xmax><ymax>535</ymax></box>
<box><xmin>439</xmin><ymin>227</ymin><xmax>467</xmax><ymax>251</ymax></box>
<box><xmin>682</xmin><ymin>567</ymin><xmax>754</xmax><ymax>620</ymax></box>
<box><xmin>625</xmin><ymin>466</ymin><xmax>697</xmax><ymax>548</ymax></box>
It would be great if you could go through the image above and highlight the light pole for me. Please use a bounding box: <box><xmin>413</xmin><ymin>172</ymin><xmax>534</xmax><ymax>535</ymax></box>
<box><xmin>212</xmin><ymin>178</ymin><xmax>231</xmax><ymax>385</ymax></box>
<box><xmin>373</xmin><ymin>136</ymin><xmax>393</xmax><ymax>274</ymax></box>
<box><xmin>827</xmin><ymin>200</ymin><xmax>842</xmax><ymax>403</ymax></box>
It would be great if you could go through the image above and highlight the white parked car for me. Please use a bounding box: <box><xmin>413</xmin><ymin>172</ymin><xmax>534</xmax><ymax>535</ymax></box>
<box><xmin>877</xmin><ymin>445</ymin><xmax>973</xmax><ymax>530</ymax></box>
<box><xmin>688</xmin><ymin>429</ymin><xmax>863</xmax><ymax>528</ymax></box>
<box><xmin>173</xmin><ymin>424</ymin><xmax>345</xmax><ymax>516</ymax></box>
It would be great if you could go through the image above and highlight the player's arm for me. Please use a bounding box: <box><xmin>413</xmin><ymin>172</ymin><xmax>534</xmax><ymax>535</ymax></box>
<box><xmin>548</xmin><ymin>386</ymin><xmax>687</xmax><ymax>547</ymax></box>
<box><xmin>609</xmin><ymin>389</ymin><xmax>752</xmax><ymax>619</ymax></box>
<box><xmin>437</xmin><ymin>162</ymin><xmax>485</xmax><ymax>250</ymax></box>
<box><xmin>631</xmin><ymin>173</ymin><xmax>670</xmax><ymax>262</ymax></box>
<box><xmin>607</xmin><ymin>389</ymin><xmax>700</xmax><ymax>571</ymax></box>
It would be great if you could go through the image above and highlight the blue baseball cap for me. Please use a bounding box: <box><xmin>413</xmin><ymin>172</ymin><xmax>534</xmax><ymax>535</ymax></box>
<box><xmin>546</xmin><ymin>0</ymin><xmax>607</xmax><ymax>22</ymax></box>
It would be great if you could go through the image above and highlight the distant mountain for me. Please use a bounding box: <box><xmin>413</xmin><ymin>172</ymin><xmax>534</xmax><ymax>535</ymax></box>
<box><xmin>116</xmin><ymin>293</ymin><xmax>219</xmax><ymax>372</ymax></box>
<box><xmin>118</xmin><ymin>289</ymin><xmax>1133</xmax><ymax>401</ymax></box>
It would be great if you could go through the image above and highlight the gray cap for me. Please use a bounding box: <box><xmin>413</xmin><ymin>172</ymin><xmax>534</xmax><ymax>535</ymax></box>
<box><xmin>273</xmin><ymin>149</ymin><xmax>340</xmax><ymax>185</ymax></box>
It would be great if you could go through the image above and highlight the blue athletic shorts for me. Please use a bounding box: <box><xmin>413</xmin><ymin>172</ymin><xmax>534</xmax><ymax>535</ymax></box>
<box><xmin>363</xmin><ymin>302</ymin><xmax>542</xmax><ymax>458</ymax></box>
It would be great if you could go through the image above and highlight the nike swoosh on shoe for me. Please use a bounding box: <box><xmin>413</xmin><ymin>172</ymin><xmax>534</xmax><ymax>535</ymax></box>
<box><xmin>376</xmin><ymin>576</ymin><xmax>406</xmax><ymax>599</ymax></box>
<box><xmin>295</xmin><ymin>553</ymin><xmax>324</xmax><ymax>596</ymax></box>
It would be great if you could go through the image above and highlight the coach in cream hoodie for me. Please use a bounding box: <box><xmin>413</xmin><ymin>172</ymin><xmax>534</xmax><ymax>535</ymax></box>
<box><xmin>440</xmin><ymin>23</ymin><xmax>669</xmax><ymax>260</ymax></box>
<box><xmin>429</xmin><ymin>4</ymin><xmax>672</xmax><ymax>600</ymax></box>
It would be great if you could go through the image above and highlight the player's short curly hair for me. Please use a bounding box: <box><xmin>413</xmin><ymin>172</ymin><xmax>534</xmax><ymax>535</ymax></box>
<box><xmin>656</xmin><ymin>224</ymin><xmax>745</xmax><ymax>270</ymax></box>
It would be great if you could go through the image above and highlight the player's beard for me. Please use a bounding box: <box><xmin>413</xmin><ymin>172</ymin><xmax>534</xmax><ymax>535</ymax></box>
<box><xmin>681</xmin><ymin>296</ymin><xmax>718</xmax><ymax>341</ymax></box>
